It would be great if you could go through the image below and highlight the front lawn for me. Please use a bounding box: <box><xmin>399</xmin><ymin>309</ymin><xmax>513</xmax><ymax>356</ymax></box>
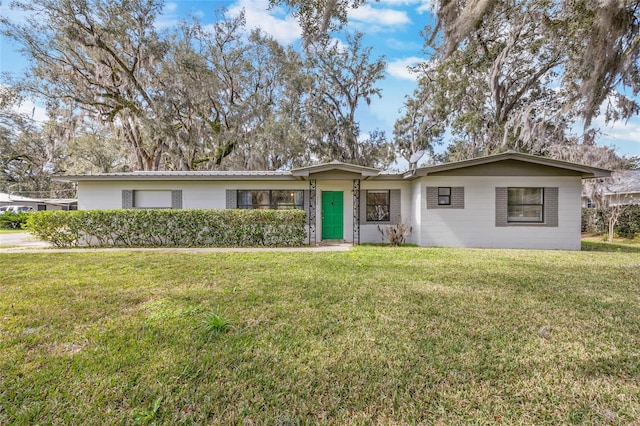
<box><xmin>581</xmin><ymin>235</ymin><xmax>640</xmax><ymax>253</ymax></box>
<box><xmin>1</xmin><ymin>247</ymin><xmax>639</xmax><ymax>424</ymax></box>
<box><xmin>0</xmin><ymin>229</ymin><xmax>26</xmax><ymax>234</ymax></box>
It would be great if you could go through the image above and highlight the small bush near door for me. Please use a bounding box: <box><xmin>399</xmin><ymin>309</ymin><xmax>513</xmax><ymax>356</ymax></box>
<box><xmin>26</xmin><ymin>209</ymin><xmax>306</xmax><ymax>248</ymax></box>
<box><xmin>378</xmin><ymin>219</ymin><xmax>413</xmax><ymax>246</ymax></box>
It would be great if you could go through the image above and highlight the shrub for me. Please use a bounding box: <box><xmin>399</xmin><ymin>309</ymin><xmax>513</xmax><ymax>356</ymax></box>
<box><xmin>377</xmin><ymin>219</ymin><xmax>413</xmax><ymax>246</ymax></box>
<box><xmin>581</xmin><ymin>208</ymin><xmax>608</xmax><ymax>234</ymax></box>
<box><xmin>26</xmin><ymin>209</ymin><xmax>306</xmax><ymax>248</ymax></box>
<box><xmin>0</xmin><ymin>212</ymin><xmax>30</xmax><ymax>229</ymax></box>
<box><xmin>582</xmin><ymin>206</ymin><xmax>640</xmax><ymax>239</ymax></box>
<box><xmin>616</xmin><ymin>205</ymin><xmax>640</xmax><ymax>239</ymax></box>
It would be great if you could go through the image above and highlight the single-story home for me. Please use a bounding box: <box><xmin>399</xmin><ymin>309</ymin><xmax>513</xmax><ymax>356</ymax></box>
<box><xmin>582</xmin><ymin>170</ymin><xmax>640</xmax><ymax>207</ymax></box>
<box><xmin>0</xmin><ymin>192</ymin><xmax>78</xmax><ymax>211</ymax></box>
<box><xmin>53</xmin><ymin>151</ymin><xmax>610</xmax><ymax>250</ymax></box>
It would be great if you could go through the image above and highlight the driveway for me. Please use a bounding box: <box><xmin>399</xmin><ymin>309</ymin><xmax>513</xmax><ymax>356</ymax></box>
<box><xmin>0</xmin><ymin>232</ymin><xmax>51</xmax><ymax>249</ymax></box>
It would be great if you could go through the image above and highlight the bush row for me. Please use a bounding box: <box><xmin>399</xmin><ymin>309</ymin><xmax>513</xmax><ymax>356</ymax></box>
<box><xmin>582</xmin><ymin>206</ymin><xmax>640</xmax><ymax>239</ymax></box>
<box><xmin>26</xmin><ymin>209</ymin><xmax>307</xmax><ymax>248</ymax></box>
<box><xmin>0</xmin><ymin>212</ymin><xmax>29</xmax><ymax>229</ymax></box>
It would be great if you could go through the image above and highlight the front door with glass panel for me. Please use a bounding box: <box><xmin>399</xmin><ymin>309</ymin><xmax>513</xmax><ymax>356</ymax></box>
<box><xmin>321</xmin><ymin>191</ymin><xmax>343</xmax><ymax>239</ymax></box>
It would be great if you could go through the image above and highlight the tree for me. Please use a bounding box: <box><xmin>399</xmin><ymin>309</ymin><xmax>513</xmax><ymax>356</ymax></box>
<box><xmin>304</xmin><ymin>32</ymin><xmax>393</xmax><ymax>168</ymax></box>
<box><xmin>394</xmin><ymin>79</ymin><xmax>444</xmax><ymax>163</ymax></box>
<box><xmin>429</xmin><ymin>0</ymin><xmax>640</xmax><ymax>127</ymax></box>
<box><xmin>401</xmin><ymin>0</ymin><xmax>584</xmax><ymax>161</ymax></box>
<box><xmin>62</xmin><ymin>123</ymin><xmax>130</xmax><ymax>174</ymax></box>
<box><xmin>159</xmin><ymin>13</ymin><xmax>309</xmax><ymax>171</ymax></box>
<box><xmin>2</xmin><ymin>3</ymin><xmax>314</xmax><ymax>172</ymax></box>
<box><xmin>0</xmin><ymin>85</ymin><xmax>26</xmax><ymax>131</ymax></box>
<box><xmin>271</xmin><ymin>0</ymin><xmax>366</xmax><ymax>46</ymax></box>
<box><xmin>2</xmin><ymin>0</ymin><xmax>170</xmax><ymax>171</ymax></box>
<box><xmin>274</xmin><ymin>0</ymin><xmax>640</xmax><ymax>161</ymax></box>
<box><xmin>590</xmin><ymin>174</ymin><xmax>635</xmax><ymax>242</ymax></box>
<box><xmin>0</xmin><ymin>121</ymin><xmax>75</xmax><ymax>198</ymax></box>
<box><xmin>585</xmin><ymin>166</ymin><xmax>640</xmax><ymax>242</ymax></box>
<box><xmin>212</xmin><ymin>28</ymin><xmax>309</xmax><ymax>170</ymax></box>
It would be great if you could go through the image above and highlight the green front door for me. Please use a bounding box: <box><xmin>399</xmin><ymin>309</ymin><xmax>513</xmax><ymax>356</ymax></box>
<box><xmin>321</xmin><ymin>191</ymin><xmax>344</xmax><ymax>240</ymax></box>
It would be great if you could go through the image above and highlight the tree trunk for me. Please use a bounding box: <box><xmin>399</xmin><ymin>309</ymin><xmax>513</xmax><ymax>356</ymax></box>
<box><xmin>608</xmin><ymin>218</ymin><xmax>615</xmax><ymax>242</ymax></box>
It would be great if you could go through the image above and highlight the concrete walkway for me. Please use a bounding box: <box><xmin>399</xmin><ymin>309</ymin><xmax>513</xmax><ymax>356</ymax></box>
<box><xmin>0</xmin><ymin>232</ymin><xmax>352</xmax><ymax>254</ymax></box>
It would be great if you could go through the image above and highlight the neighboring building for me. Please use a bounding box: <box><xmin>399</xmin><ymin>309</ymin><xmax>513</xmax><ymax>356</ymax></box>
<box><xmin>604</xmin><ymin>170</ymin><xmax>640</xmax><ymax>206</ymax></box>
<box><xmin>0</xmin><ymin>192</ymin><xmax>78</xmax><ymax>211</ymax></box>
<box><xmin>53</xmin><ymin>152</ymin><xmax>610</xmax><ymax>250</ymax></box>
<box><xmin>582</xmin><ymin>170</ymin><xmax>640</xmax><ymax>207</ymax></box>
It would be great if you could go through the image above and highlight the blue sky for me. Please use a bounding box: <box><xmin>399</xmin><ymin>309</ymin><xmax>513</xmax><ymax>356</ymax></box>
<box><xmin>1</xmin><ymin>0</ymin><xmax>639</xmax><ymax>158</ymax></box>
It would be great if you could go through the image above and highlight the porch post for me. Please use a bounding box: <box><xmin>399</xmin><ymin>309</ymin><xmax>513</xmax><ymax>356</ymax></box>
<box><xmin>353</xmin><ymin>179</ymin><xmax>360</xmax><ymax>246</ymax></box>
<box><xmin>309</xmin><ymin>179</ymin><xmax>316</xmax><ymax>245</ymax></box>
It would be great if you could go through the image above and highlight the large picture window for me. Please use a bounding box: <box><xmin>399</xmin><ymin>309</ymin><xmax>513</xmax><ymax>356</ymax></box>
<box><xmin>237</xmin><ymin>190</ymin><xmax>304</xmax><ymax>210</ymax></box>
<box><xmin>366</xmin><ymin>190</ymin><xmax>390</xmax><ymax>222</ymax></box>
<box><xmin>508</xmin><ymin>188</ymin><xmax>544</xmax><ymax>223</ymax></box>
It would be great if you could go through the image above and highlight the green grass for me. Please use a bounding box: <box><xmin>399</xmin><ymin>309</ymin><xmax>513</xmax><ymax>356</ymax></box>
<box><xmin>1</xmin><ymin>247</ymin><xmax>639</xmax><ymax>424</ymax></box>
<box><xmin>581</xmin><ymin>236</ymin><xmax>640</xmax><ymax>253</ymax></box>
<box><xmin>0</xmin><ymin>229</ymin><xmax>27</xmax><ymax>234</ymax></box>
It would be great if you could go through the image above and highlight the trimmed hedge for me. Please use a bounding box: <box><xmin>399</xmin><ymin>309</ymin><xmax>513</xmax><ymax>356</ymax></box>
<box><xmin>26</xmin><ymin>209</ymin><xmax>307</xmax><ymax>248</ymax></box>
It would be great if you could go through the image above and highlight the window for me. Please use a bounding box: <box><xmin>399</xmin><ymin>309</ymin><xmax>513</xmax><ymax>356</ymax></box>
<box><xmin>366</xmin><ymin>190</ymin><xmax>390</xmax><ymax>222</ymax></box>
<box><xmin>427</xmin><ymin>187</ymin><xmax>464</xmax><ymax>209</ymax></box>
<box><xmin>271</xmin><ymin>190</ymin><xmax>304</xmax><ymax>210</ymax></box>
<box><xmin>237</xmin><ymin>190</ymin><xmax>304</xmax><ymax>210</ymax></box>
<box><xmin>508</xmin><ymin>188</ymin><xmax>543</xmax><ymax>223</ymax></box>
<box><xmin>133</xmin><ymin>190</ymin><xmax>172</xmax><ymax>208</ymax></box>
<box><xmin>438</xmin><ymin>187</ymin><xmax>451</xmax><ymax>205</ymax></box>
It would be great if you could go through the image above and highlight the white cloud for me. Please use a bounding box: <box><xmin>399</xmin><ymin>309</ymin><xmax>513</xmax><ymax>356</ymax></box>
<box><xmin>16</xmin><ymin>99</ymin><xmax>48</xmax><ymax>123</ymax></box>
<box><xmin>163</xmin><ymin>2</ymin><xmax>178</xmax><ymax>14</ymax></box>
<box><xmin>155</xmin><ymin>2</ymin><xmax>183</xmax><ymax>30</ymax></box>
<box><xmin>192</xmin><ymin>9</ymin><xmax>206</xmax><ymax>19</ymax></box>
<box><xmin>588</xmin><ymin>114</ymin><xmax>640</xmax><ymax>157</ymax></box>
<box><xmin>330</xmin><ymin>37</ymin><xmax>347</xmax><ymax>52</ymax></box>
<box><xmin>348</xmin><ymin>5</ymin><xmax>411</xmax><ymax>26</ymax></box>
<box><xmin>358</xmin><ymin>132</ymin><xmax>371</xmax><ymax>142</ymax></box>
<box><xmin>387</xmin><ymin>57</ymin><xmax>422</xmax><ymax>81</ymax></box>
<box><xmin>228</xmin><ymin>0</ymin><xmax>302</xmax><ymax>45</ymax></box>
<box><xmin>416</xmin><ymin>1</ymin><xmax>434</xmax><ymax>14</ymax></box>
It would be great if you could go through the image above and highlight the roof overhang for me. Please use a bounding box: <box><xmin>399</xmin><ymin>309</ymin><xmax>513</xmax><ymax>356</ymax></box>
<box><xmin>405</xmin><ymin>151</ymin><xmax>611</xmax><ymax>179</ymax></box>
<box><xmin>40</xmin><ymin>198</ymin><xmax>78</xmax><ymax>205</ymax></box>
<box><xmin>52</xmin><ymin>153</ymin><xmax>613</xmax><ymax>183</ymax></box>
<box><xmin>0</xmin><ymin>192</ymin><xmax>44</xmax><ymax>203</ymax></box>
<box><xmin>290</xmin><ymin>161</ymin><xmax>381</xmax><ymax>179</ymax></box>
<box><xmin>52</xmin><ymin>171</ymin><xmax>298</xmax><ymax>182</ymax></box>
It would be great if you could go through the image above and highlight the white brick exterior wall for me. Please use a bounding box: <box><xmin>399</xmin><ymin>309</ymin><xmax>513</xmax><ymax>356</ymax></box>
<box><xmin>415</xmin><ymin>175</ymin><xmax>582</xmax><ymax>250</ymax></box>
<box><xmin>76</xmin><ymin>173</ymin><xmax>583</xmax><ymax>249</ymax></box>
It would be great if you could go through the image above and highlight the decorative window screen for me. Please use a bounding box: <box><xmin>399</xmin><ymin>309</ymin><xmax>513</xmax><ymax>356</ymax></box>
<box><xmin>366</xmin><ymin>190</ymin><xmax>390</xmax><ymax>222</ymax></box>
